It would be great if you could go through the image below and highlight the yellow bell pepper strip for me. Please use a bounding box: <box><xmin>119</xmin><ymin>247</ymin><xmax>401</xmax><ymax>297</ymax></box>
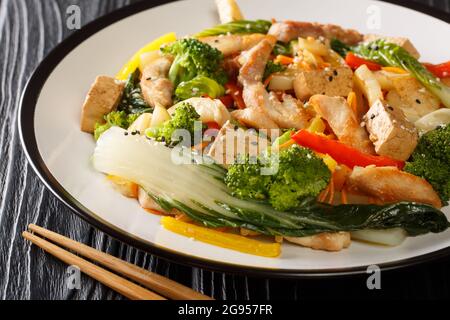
<box><xmin>382</xmin><ymin>66</ymin><xmax>409</xmax><ymax>74</ymax></box>
<box><xmin>116</xmin><ymin>32</ymin><xmax>177</xmax><ymax>80</ymax></box>
<box><xmin>292</xmin><ymin>130</ymin><xmax>405</xmax><ymax>169</ymax></box>
<box><xmin>161</xmin><ymin>217</ymin><xmax>281</xmax><ymax>258</ymax></box>
<box><xmin>307</xmin><ymin>116</ymin><xmax>326</xmax><ymax>133</ymax></box>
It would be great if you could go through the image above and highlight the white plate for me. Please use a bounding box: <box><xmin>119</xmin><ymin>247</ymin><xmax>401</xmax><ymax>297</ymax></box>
<box><xmin>19</xmin><ymin>0</ymin><xmax>450</xmax><ymax>276</ymax></box>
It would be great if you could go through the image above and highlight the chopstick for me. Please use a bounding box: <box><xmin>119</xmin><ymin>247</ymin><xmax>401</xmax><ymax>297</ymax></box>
<box><xmin>22</xmin><ymin>231</ymin><xmax>164</xmax><ymax>300</ymax></box>
<box><xmin>23</xmin><ymin>224</ymin><xmax>213</xmax><ymax>300</ymax></box>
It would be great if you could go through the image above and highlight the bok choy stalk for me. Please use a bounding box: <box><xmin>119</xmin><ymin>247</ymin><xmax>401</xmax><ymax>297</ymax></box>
<box><xmin>194</xmin><ymin>20</ymin><xmax>272</xmax><ymax>38</ymax></box>
<box><xmin>93</xmin><ymin>127</ymin><xmax>450</xmax><ymax>237</ymax></box>
<box><xmin>331</xmin><ymin>39</ymin><xmax>450</xmax><ymax>108</ymax></box>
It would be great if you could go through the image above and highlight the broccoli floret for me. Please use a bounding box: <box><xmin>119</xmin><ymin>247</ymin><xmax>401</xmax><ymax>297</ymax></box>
<box><xmin>175</xmin><ymin>75</ymin><xmax>225</xmax><ymax>101</ymax></box>
<box><xmin>224</xmin><ymin>145</ymin><xmax>331</xmax><ymax>211</ymax></box>
<box><xmin>404</xmin><ymin>124</ymin><xmax>450</xmax><ymax>203</ymax></box>
<box><xmin>224</xmin><ymin>156</ymin><xmax>272</xmax><ymax>200</ymax></box>
<box><xmin>94</xmin><ymin>111</ymin><xmax>139</xmax><ymax>140</ymax></box>
<box><xmin>268</xmin><ymin>146</ymin><xmax>331</xmax><ymax>211</ymax></box>
<box><xmin>146</xmin><ymin>102</ymin><xmax>205</xmax><ymax>146</ymax></box>
<box><xmin>161</xmin><ymin>38</ymin><xmax>227</xmax><ymax>87</ymax></box>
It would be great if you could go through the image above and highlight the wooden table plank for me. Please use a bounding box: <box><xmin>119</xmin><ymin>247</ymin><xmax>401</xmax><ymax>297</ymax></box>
<box><xmin>0</xmin><ymin>0</ymin><xmax>449</xmax><ymax>300</ymax></box>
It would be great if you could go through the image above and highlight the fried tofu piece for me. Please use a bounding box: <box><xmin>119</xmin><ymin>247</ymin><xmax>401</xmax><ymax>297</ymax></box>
<box><xmin>364</xmin><ymin>99</ymin><xmax>418</xmax><ymax>161</ymax></box>
<box><xmin>364</xmin><ymin>34</ymin><xmax>420</xmax><ymax>59</ymax></box>
<box><xmin>386</xmin><ymin>77</ymin><xmax>440</xmax><ymax>122</ymax></box>
<box><xmin>269</xmin><ymin>21</ymin><xmax>363</xmax><ymax>45</ymax></box>
<box><xmin>310</xmin><ymin>95</ymin><xmax>375</xmax><ymax>154</ymax></box>
<box><xmin>285</xmin><ymin>232</ymin><xmax>351</xmax><ymax>252</ymax></box>
<box><xmin>80</xmin><ymin>76</ymin><xmax>124</xmax><ymax>133</ymax></box>
<box><xmin>293</xmin><ymin>66</ymin><xmax>353</xmax><ymax>101</ymax></box>
<box><xmin>207</xmin><ymin>120</ymin><xmax>270</xmax><ymax>167</ymax></box>
<box><xmin>347</xmin><ymin>166</ymin><xmax>442</xmax><ymax>208</ymax></box>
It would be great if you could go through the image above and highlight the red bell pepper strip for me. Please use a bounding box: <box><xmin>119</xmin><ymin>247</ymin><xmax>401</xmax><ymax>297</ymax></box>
<box><xmin>225</xmin><ymin>82</ymin><xmax>246</xmax><ymax>109</ymax></box>
<box><xmin>345</xmin><ymin>52</ymin><xmax>382</xmax><ymax>71</ymax></box>
<box><xmin>291</xmin><ymin>130</ymin><xmax>405</xmax><ymax>169</ymax></box>
<box><xmin>206</xmin><ymin>122</ymin><xmax>220</xmax><ymax>130</ymax></box>
<box><xmin>423</xmin><ymin>61</ymin><xmax>450</xmax><ymax>78</ymax></box>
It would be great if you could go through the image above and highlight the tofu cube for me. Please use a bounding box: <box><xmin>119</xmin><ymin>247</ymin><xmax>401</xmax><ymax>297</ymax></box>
<box><xmin>80</xmin><ymin>76</ymin><xmax>124</xmax><ymax>133</ymax></box>
<box><xmin>293</xmin><ymin>66</ymin><xmax>353</xmax><ymax>101</ymax></box>
<box><xmin>386</xmin><ymin>77</ymin><xmax>440</xmax><ymax>122</ymax></box>
<box><xmin>364</xmin><ymin>99</ymin><xmax>418</xmax><ymax>161</ymax></box>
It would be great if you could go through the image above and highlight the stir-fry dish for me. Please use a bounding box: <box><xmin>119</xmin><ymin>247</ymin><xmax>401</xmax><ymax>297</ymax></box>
<box><xmin>81</xmin><ymin>0</ymin><xmax>450</xmax><ymax>256</ymax></box>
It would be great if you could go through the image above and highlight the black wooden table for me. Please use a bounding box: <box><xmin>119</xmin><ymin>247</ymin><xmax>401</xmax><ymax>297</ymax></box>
<box><xmin>1</xmin><ymin>0</ymin><xmax>449</xmax><ymax>300</ymax></box>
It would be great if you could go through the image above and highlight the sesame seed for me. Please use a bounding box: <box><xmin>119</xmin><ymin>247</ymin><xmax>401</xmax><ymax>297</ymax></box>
<box><xmin>416</xmin><ymin>99</ymin><xmax>421</xmax><ymax>104</ymax></box>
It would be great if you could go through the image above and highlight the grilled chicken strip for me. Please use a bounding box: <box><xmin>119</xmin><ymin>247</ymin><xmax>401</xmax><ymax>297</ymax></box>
<box><xmin>199</xmin><ymin>33</ymin><xmax>267</xmax><ymax>56</ymax></box>
<box><xmin>242</xmin><ymin>82</ymin><xmax>310</xmax><ymax>129</ymax></box>
<box><xmin>231</xmin><ymin>107</ymin><xmax>279</xmax><ymax>130</ymax></box>
<box><xmin>347</xmin><ymin>166</ymin><xmax>442</xmax><ymax>208</ymax></box>
<box><xmin>310</xmin><ymin>95</ymin><xmax>375</xmax><ymax>154</ymax></box>
<box><xmin>234</xmin><ymin>38</ymin><xmax>309</xmax><ymax>130</ymax></box>
<box><xmin>269</xmin><ymin>20</ymin><xmax>363</xmax><ymax>45</ymax></box>
<box><xmin>140</xmin><ymin>56</ymin><xmax>174</xmax><ymax>108</ymax></box>
<box><xmin>238</xmin><ymin>36</ymin><xmax>276</xmax><ymax>83</ymax></box>
<box><xmin>285</xmin><ymin>232</ymin><xmax>351</xmax><ymax>252</ymax></box>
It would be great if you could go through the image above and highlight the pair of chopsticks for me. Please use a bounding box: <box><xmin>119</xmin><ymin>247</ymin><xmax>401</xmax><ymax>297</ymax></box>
<box><xmin>22</xmin><ymin>224</ymin><xmax>212</xmax><ymax>300</ymax></box>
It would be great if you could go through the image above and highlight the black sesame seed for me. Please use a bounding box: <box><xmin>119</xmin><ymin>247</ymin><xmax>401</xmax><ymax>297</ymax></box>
<box><xmin>124</xmin><ymin>132</ymin><xmax>129</xmax><ymax>136</ymax></box>
<box><xmin>146</xmin><ymin>77</ymin><xmax>152</xmax><ymax>81</ymax></box>
<box><xmin>234</xmin><ymin>125</ymin><xmax>239</xmax><ymax>130</ymax></box>
<box><xmin>388</xmin><ymin>106</ymin><xmax>394</xmax><ymax>111</ymax></box>
<box><xmin>416</xmin><ymin>99</ymin><xmax>421</xmax><ymax>104</ymax></box>
<box><xmin>370</xmin><ymin>114</ymin><xmax>376</xmax><ymax>120</ymax></box>
<box><xmin>328</xmin><ymin>76</ymin><xmax>333</xmax><ymax>82</ymax></box>
<box><xmin>333</xmin><ymin>70</ymin><xmax>338</xmax><ymax>76</ymax></box>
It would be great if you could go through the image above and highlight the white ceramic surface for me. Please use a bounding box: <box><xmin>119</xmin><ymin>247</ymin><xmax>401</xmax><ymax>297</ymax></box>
<box><xmin>29</xmin><ymin>0</ymin><xmax>450</xmax><ymax>272</ymax></box>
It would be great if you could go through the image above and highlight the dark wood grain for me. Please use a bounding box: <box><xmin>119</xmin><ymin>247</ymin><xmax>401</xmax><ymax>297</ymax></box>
<box><xmin>0</xmin><ymin>0</ymin><xmax>449</xmax><ymax>300</ymax></box>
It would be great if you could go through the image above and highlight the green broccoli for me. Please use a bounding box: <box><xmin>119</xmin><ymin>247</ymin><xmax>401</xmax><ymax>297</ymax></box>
<box><xmin>224</xmin><ymin>145</ymin><xmax>331</xmax><ymax>211</ymax></box>
<box><xmin>263</xmin><ymin>60</ymin><xmax>286</xmax><ymax>82</ymax></box>
<box><xmin>94</xmin><ymin>111</ymin><xmax>140</xmax><ymax>140</ymax></box>
<box><xmin>161</xmin><ymin>38</ymin><xmax>227</xmax><ymax>87</ymax></box>
<box><xmin>404</xmin><ymin>124</ymin><xmax>450</xmax><ymax>203</ymax></box>
<box><xmin>175</xmin><ymin>75</ymin><xmax>225</xmax><ymax>101</ymax></box>
<box><xmin>146</xmin><ymin>102</ymin><xmax>205</xmax><ymax>146</ymax></box>
<box><xmin>224</xmin><ymin>155</ymin><xmax>272</xmax><ymax>200</ymax></box>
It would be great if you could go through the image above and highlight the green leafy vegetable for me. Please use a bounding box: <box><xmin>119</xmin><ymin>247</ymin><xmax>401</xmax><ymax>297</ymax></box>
<box><xmin>93</xmin><ymin>128</ymin><xmax>450</xmax><ymax>238</ymax></box>
<box><xmin>331</xmin><ymin>39</ymin><xmax>450</xmax><ymax>108</ymax></box>
<box><xmin>117</xmin><ymin>69</ymin><xmax>152</xmax><ymax>114</ymax></box>
<box><xmin>161</xmin><ymin>38</ymin><xmax>227</xmax><ymax>87</ymax></box>
<box><xmin>330</xmin><ymin>38</ymin><xmax>352</xmax><ymax>58</ymax></box>
<box><xmin>94</xmin><ymin>111</ymin><xmax>140</xmax><ymax>140</ymax></box>
<box><xmin>225</xmin><ymin>145</ymin><xmax>331</xmax><ymax>211</ymax></box>
<box><xmin>194</xmin><ymin>20</ymin><xmax>272</xmax><ymax>38</ymax></box>
<box><xmin>175</xmin><ymin>75</ymin><xmax>225</xmax><ymax>100</ymax></box>
<box><xmin>263</xmin><ymin>60</ymin><xmax>286</xmax><ymax>82</ymax></box>
<box><xmin>146</xmin><ymin>102</ymin><xmax>205</xmax><ymax>146</ymax></box>
<box><xmin>273</xmin><ymin>41</ymin><xmax>294</xmax><ymax>56</ymax></box>
<box><xmin>404</xmin><ymin>124</ymin><xmax>450</xmax><ymax>203</ymax></box>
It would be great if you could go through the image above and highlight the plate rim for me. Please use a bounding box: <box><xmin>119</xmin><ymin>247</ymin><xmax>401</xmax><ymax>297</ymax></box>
<box><xmin>18</xmin><ymin>0</ymin><xmax>450</xmax><ymax>278</ymax></box>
